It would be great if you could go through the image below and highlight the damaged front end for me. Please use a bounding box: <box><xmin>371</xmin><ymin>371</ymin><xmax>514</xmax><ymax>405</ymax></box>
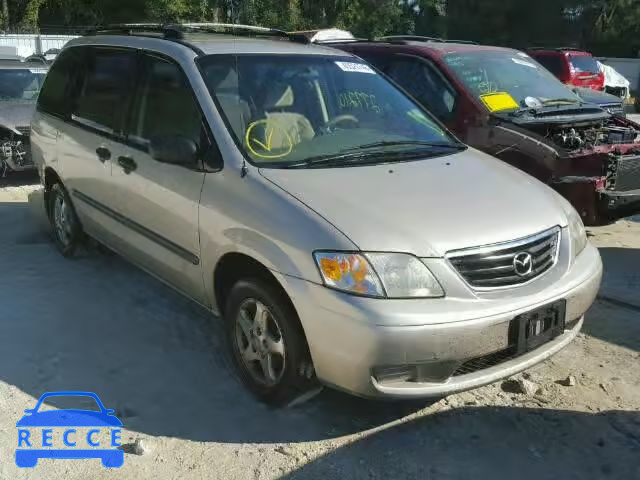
<box><xmin>0</xmin><ymin>124</ymin><xmax>33</xmax><ymax>177</ymax></box>
<box><xmin>483</xmin><ymin>110</ymin><xmax>640</xmax><ymax>225</ymax></box>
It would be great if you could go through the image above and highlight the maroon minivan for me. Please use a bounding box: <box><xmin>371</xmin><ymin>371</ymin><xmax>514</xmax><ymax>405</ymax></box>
<box><xmin>329</xmin><ymin>37</ymin><xmax>640</xmax><ymax>225</ymax></box>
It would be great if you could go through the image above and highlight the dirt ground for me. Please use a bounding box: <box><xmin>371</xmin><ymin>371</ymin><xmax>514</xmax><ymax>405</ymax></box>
<box><xmin>0</xmin><ymin>174</ymin><xmax>638</xmax><ymax>480</ymax></box>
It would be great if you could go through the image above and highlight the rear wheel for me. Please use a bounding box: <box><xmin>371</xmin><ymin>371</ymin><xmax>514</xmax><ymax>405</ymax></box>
<box><xmin>225</xmin><ymin>279</ymin><xmax>315</xmax><ymax>405</ymax></box>
<box><xmin>48</xmin><ymin>182</ymin><xmax>82</xmax><ymax>257</ymax></box>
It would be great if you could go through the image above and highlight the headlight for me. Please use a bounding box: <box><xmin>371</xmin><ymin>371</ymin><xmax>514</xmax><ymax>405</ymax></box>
<box><xmin>567</xmin><ymin>207</ymin><xmax>587</xmax><ymax>257</ymax></box>
<box><xmin>314</xmin><ymin>251</ymin><xmax>444</xmax><ymax>298</ymax></box>
<box><xmin>366</xmin><ymin>253</ymin><xmax>444</xmax><ymax>298</ymax></box>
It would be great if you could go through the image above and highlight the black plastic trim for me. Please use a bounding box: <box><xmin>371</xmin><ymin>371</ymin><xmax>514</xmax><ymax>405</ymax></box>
<box><xmin>72</xmin><ymin>189</ymin><xmax>200</xmax><ymax>265</ymax></box>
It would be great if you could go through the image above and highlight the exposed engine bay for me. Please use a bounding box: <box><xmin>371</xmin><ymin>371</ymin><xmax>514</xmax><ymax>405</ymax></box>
<box><xmin>0</xmin><ymin>127</ymin><xmax>32</xmax><ymax>176</ymax></box>
<box><xmin>542</xmin><ymin>119</ymin><xmax>640</xmax><ymax>152</ymax></box>
<box><xmin>487</xmin><ymin>113</ymin><xmax>640</xmax><ymax>225</ymax></box>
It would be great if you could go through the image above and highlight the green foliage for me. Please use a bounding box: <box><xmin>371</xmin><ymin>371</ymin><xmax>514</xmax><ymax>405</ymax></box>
<box><xmin>0</xmin><ymin>0</ymin><xmax>637</xmax><ymax>57</ymax></box>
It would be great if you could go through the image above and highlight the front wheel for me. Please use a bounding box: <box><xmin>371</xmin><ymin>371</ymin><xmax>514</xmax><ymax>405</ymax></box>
<box><xmin>48</xmin><ymin>182</ymin><xmax>82</xmax><ymax>257</ymax></box>
<box><xmin>225</xmin><ymin>279</ymin><xmax>316</xmax><ymax>405</ymax></box>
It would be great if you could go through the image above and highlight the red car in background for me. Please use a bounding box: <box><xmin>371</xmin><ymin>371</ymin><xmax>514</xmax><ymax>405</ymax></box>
<box><xmin>527</xmin><ymin>48</ymin><xmax>605</xmax><ymax>91</ymax></box>
<box><xmin>329</xmin><ymin>37</ymin><xmax>640</xmax><ymax>225</ymax></box>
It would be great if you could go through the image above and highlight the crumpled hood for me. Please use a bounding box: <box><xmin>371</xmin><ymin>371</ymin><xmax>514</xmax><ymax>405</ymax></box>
<box><xmin>260</xmin><ymin>148</ymin><xmax>568</xmax><ymax>257</ymax></box>
<box><xmin>0</xmin><ymin>101</ymin><xmax>36</xmax><ymax>131</ymax></box>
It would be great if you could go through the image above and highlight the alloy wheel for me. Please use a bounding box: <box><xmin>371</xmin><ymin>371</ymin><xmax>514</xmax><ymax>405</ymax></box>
<box><xmin>53</xmin><ymin>193</ymin><xmax>73</xmax><ymax>246</ymax></box>
<box><xmin>234</xmin><ymin>298</ymin><xmax>286</xmax><ymax>387</ymax></box>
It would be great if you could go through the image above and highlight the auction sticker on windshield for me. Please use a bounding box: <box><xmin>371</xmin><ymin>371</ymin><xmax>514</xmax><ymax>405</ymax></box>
<box><xmin>335</xmin><ymin>61</ymin><xmax>376</xmax><ymax>74</ymax></box>
<box><xmin>479</xmin><ymin>92</ymin><xmax>519</xmax><ymax>112</ymax></box>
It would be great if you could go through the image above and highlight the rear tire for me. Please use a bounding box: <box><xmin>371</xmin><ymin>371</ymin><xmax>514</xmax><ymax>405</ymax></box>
<box><xmin>225</xmin><ymin>278</ymin><xmax>316</xmax><ymax>405</ymax></box>
<box><xmin>48</xmin><ymin>182</ymin><xmax>82</xmax><ymax>257</ymax></box>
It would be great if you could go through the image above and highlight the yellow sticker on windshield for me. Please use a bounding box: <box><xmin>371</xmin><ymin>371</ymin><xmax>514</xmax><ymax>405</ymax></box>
<box><xmin>479</xmin><ymin>92</ymin><xmax>519</xmax><ymax>112</ymax></box>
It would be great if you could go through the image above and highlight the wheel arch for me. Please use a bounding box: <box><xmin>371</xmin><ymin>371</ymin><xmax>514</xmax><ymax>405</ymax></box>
<box><xmin>213</xmin><ymin>252</ymin><xmax>297</xmax><ymax>318</ymax></box>
<box><xmin>43</xmin><ymin>166</ymin><xmax>62</xmax><ymax>216</ymax></box>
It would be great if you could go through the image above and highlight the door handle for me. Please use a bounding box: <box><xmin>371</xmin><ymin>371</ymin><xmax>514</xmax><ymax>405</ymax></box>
<box><xmin>117</xmin><ymin>156</ymin><xmax>137</xmax><ymax>174</ymax></box>
<box><xmin>96</xmin><ymin>146</ymin><xmax>111</xmax><ymax>162</ymax></box>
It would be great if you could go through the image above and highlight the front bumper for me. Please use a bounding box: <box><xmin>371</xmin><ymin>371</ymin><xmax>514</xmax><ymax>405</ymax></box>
<box><xmin>278</xmin><ymin>242</ymin><xmax>602</xmax><ymax>399</ymax></box>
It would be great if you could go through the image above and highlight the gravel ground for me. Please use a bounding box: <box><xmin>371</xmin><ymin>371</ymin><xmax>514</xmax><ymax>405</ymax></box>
<box><xmin>0</xmin><ymin>175</ymin><xmax>638</xmax><ymax>480</ymax></box>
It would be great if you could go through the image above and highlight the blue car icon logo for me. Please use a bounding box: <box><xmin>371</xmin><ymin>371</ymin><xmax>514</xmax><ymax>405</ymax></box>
<box><xmin>16</xmin><ymin>391</ymin><xmax>123</xmax><ymax>468</ymax></box>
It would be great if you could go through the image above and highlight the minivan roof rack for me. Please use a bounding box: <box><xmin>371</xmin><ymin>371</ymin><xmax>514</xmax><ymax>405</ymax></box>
<box><xmin>528</xmin><ymin>46</ymin><xmax>585</xmax><ymax>52</ymax></box>
<box><xmin>378</xmin><ymin>35</ymin><xmax>478</xmax><ymax>45</ymax></box>
<box><xmin>379</xmin><ymin>35</ymin><xmax>444</xmax><ymax>43</ymax></box>
<box><xmin>87</xmin><ymin>23</ymin><xmax>309</xmax><ymax>43</ymax></box>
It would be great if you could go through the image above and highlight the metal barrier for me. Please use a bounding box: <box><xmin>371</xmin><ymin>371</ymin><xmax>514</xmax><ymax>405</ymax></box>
<box><xmin>0</xmin><ymin>33</ymin><xmax>78</xmax><ymax>58</ymax></box>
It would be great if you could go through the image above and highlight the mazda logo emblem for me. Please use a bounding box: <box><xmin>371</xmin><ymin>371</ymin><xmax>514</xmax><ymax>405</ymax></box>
<box><xmin>513</xmin><ymin>252</ymin><xmax>533</xmax><ymax>277</ymax></box>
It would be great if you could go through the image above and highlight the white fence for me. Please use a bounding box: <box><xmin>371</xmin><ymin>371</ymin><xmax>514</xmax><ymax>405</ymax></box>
<box><xmin>0</xmin><ymin>34</ymin><xmax>78</xmax><ymax>58</ymax></box>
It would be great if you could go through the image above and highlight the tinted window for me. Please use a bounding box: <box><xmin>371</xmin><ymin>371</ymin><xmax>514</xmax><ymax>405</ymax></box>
<box><xmin>37</xmin><ymin>48</ymin><xmax>79</xmax><ymax>116</ymax></box>
<box><xmin>385</xmin><ymin>58</ymin><xmax>457</xmax><ymax>121</ymax></box>
<box><xmin>128</xmin><ymin>54</ymin><xmax>203</xmax><ymax>150</ymax></box>
<box><xmin>568</xmin><ymin>55</ymin><xmax>599</xmax><ymax>74</ymax></box>
<box><xmin>535</xmin><ymin>55</ymin><xmax>566</xmax><ymax>77</ymax></box>
<box><xmin>73</xmin><ymin>48</ymin><xmax>136</xmax><ymax>132</ymax></box>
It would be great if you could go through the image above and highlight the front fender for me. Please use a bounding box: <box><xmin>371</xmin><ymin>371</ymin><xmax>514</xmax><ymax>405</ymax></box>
<box><xmin>198</xmin><ymin>167</ymin><xmax>357</xmax><ymax>310</ymax></box>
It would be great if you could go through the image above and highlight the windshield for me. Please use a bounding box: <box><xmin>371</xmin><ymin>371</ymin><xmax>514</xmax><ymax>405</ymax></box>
<box><xmin>443</xmin><ymin>51</ymin><xmax>580</xmax><ymax>113</ymax></box>
<box><xmin>0</xmin><ymin>67</ymin><xmax>47</xmax><ymax>101</ymax></box>
<box><xmin>198</xmin><ymin>54</ymin><xmax>461</xmax><ymax>168</ymax></box>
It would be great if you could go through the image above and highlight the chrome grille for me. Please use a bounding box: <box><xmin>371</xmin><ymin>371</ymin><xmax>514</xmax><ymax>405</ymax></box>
<box><xmin>447</xmin><ymin>227</ymin><xmax>560</xmax><ymax>289</ymax></box>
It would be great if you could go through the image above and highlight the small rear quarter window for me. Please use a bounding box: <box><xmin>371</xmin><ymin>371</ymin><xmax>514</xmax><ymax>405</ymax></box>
<box><xmin>37</xmin><ymin>48</ymin><xmax>80</xmax><ymax>118</ymax></box>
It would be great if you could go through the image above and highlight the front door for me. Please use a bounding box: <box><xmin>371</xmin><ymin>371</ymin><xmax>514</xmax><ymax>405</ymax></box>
<box><xmin>109</xmin><ymin>52</ymin><xmax>207</xmax><ymax>303</ymax></box>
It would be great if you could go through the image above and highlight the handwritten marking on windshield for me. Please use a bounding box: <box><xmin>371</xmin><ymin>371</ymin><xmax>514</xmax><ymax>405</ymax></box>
<box><xmin>245</xmin><ymin>120</ymin><xmax>294</xmax><ymax>159</ymax></box>
<box><xmin>338</xmin><ymin>90</ymin><xmax>382</xmax><ymax>113</ymax></box>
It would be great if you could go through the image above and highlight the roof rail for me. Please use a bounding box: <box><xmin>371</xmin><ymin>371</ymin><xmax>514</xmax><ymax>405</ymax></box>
<box><xmin>446</xmin><ymin>39</ymin><xmax>479</xmax><ymax>45</ymax></box>
<box><xmin>528</xmin><ymin>46</ymin><xmax>584</xmax><ymax>52</ymax></box>
<box><xmin>378</xmin><ymin>35</ymin><xmax>478</xmax><ymax>45</ymax></box>
<box><xmin>379</xmin><ymin>35</ymin><xmax>444</xmax><ymax>43</ymax></box>
<box><xmin>87</xmin><ymin>23</ymin><xmax>309</xmax><ymax>43</ymax></box>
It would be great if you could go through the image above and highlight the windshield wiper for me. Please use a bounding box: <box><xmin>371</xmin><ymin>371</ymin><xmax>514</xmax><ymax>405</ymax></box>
<box><xmin>282</xmin><ymin>148</ymin><xmax>448</xmax><ymax>169</ymax></box>
<box><xmin>341</xmin><ymin>140</ymin><xmax>465</xmax><ymax>152</ymax></box>
<box><xmin>541</xmin><ymin>98</ymin><xmax>582</xmax><ymax>106</ymax></box>
<box><xmin>506</xmin><ymin>107</ymin><xmax>540</xmax><ymax>117</ymax></box>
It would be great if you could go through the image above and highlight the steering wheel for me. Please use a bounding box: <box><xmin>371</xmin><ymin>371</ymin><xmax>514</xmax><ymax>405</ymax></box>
<box><xmin>325</xmin><ymin>114</ymin><xmax>359</xmax><ymax>130</ymax></box>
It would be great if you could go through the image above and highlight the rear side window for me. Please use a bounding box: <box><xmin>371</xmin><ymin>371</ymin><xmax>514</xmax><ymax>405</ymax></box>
<box><xmin>127</xmin><ymin>54</ymin><xmax>204</xmax><ymax>150</ymax></box>
<box><xmin>37</xmin><ymin>48</ymin><xmax>80</xmax><ymax>117</ymax></box>
<box><xmin>72</xmin><ymin>48</ymin><xmax>137</xmax><ymax>133</ymax></box>
<box><xmin>568</xmin><ymin>55</ymin><xmax>599</xmax><ymax>74</ymax></box>
<box><xmin>385</xmin><ymin>57</ymin><xmax>457</xmax><ymax>121</ymax></box>
<box><xmin>534</xmin><ymin>55</ymin><xmax>566</xmax><ymax>77</ymax></box>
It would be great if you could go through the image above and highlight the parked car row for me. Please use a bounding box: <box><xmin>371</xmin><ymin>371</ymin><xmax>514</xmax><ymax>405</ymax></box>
<box><xmin>31</xmin><ymin>24</ymin><xmax>603</xmax><ymax>404</ymax></box>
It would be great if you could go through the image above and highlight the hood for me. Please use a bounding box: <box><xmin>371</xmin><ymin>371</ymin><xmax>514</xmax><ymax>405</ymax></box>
<box><xmin>573</xmin><ymin>87</ymin><xmax>622</xmax><ymax>107</ymax></box>
<box><xmin>259</xmin><ymin>148</ymin><xmax>568</xmax><ymax>257</ymax></box>
<box><xmin>0</xmin><ymin>101</ymin><xmax>36</xmax><ymax>131</ymax></box>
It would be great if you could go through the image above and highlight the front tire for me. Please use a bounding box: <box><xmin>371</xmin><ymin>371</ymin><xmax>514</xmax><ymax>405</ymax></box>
<box><xmin>225</xmin><ymin>279</ymin><xmax>315</xmax><ymax>405</ymax></box>
<box><xmin>48</xmin><ymin>182</ymin><xmax>82</xmax><ymax>257</ymax></box>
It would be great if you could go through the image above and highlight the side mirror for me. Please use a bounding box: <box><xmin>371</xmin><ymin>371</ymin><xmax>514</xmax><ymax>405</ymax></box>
<box><xmin>149</xmin><ymin>135</ymin><xmax>198</xmax><ymax>166</ymax></box>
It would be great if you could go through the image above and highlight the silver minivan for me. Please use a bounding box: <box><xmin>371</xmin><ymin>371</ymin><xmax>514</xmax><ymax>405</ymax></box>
<box><xmin>32</xmin><ymin>25</ymin><xmax>602</xmax><ymax>404</ymax></box>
